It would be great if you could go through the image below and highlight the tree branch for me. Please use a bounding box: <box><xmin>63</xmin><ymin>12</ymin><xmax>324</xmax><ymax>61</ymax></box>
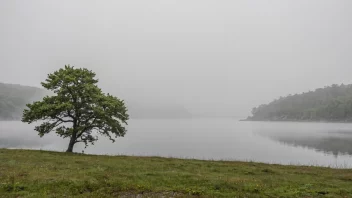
<box><xmin>76</xmin><ymin>117</ymin><xmax>98</xmax><ymax>138</ymax></box>
<box><xmin>66</xmin><ymin>110</ymin><xmax>75</xmax><ymax>120</ymax></box>
<box><xmin>54</xmin><ymin>116</ymin><xmax>73</xmax><ymax>123</ymax></box>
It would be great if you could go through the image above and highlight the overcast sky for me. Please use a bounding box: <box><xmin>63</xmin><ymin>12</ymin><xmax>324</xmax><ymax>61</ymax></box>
<box><xmin>1</xmin><ymin>0</ymin><xmax>351</xmax><ymax>116</ymax></box>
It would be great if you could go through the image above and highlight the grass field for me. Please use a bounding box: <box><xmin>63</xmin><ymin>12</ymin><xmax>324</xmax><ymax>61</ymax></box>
<box><xmin>0</xmin><ymin>149</ymin><xmax>351</xmax><ymax>197</ymax></box>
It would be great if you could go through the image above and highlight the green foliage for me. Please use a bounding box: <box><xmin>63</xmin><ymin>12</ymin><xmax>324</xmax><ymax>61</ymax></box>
<box><xmin>1</xmin><ymin>149</ymin><xmax>352</xmax><ymax>197</ymax></box>
<box><xmin>22</xmin><ymin>65</ymin><xmax>129</xmax><ymax>152</ymax></box>
<box><xmin>249</xmin><ymin>84</ymin><xmax>352</xmax><ymax>122</ymax></box>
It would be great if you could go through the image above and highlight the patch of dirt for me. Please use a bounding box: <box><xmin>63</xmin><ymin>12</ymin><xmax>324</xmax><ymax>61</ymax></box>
<box><xmin>116</xmin><ymin>191</ymin><xmax>193</xmax><ymax>198</ymax></box>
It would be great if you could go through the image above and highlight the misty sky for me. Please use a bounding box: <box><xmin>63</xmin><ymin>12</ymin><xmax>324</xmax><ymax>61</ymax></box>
<box><xmin>1</xmin><ymin>0</ymin><xmax>352</xmax><ymax>116</ymax></box>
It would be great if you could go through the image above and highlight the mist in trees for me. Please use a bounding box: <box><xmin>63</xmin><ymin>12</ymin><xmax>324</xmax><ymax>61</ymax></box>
<box><xmin>248</xmin><ymin>84</ymin><xmax>352</xmax><ymax>122</ymax></box>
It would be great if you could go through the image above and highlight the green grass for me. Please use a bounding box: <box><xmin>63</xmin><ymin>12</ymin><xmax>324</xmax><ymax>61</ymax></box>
<box><xmin>0</xmin><ymin>149</ymin><xmax>352</xmax><ymax>197</ymax></box>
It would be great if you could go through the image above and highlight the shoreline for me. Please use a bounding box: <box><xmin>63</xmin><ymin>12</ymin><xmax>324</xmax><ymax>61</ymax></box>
<box><xmin>1</xmin><ymin>149</ymin><xmax>351</xmax><ymax>197</ymax></box>
<box><xmin>240</xmin><ymin>119</ymin><xmax>352</xmax><ymax>124</ymax></box>
<box><xmin>3</xmin><ymin>148</ymin><xmax>350</xmax><ymax>169</ymax></box>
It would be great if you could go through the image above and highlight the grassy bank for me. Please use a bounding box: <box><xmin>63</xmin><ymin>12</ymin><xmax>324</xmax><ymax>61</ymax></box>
<box><xmin>0</xmin><ymin>149</ymin><xmax>351</xmax><ymax>197</ymax></box>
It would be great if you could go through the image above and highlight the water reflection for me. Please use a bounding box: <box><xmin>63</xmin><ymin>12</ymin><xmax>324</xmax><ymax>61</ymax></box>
<box><xmin>257</xmin><ymin>127</ymin><xmax>352</xmax><ymax>157</ymax></box>
<box><xmin>2</xmin><ymin>120</ymin><xmax>352</xmax><ymax>167</ymax></box>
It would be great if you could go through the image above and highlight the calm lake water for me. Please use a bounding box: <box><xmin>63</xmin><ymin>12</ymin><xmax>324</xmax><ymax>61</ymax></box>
<box><xmin>1</xmin><ymin>119</ymin><xmax>352</xmax><ymax>168</ymax></box>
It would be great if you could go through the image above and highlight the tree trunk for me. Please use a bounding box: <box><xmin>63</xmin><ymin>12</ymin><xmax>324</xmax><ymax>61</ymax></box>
<box><xmin>67</xmin><ymin>120</ymin><xmax>78</xmax><ymax>153</ymax></box>
<box><xmin>66</xmin><ymin>136</ymin><xmax>76</xmax><ymax>153</ymax></box>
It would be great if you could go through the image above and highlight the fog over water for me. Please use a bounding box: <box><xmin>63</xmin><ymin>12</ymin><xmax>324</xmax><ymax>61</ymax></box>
<box><xmin>1</xmin><ymin>1</ymin><xmax>352</xmax><ymax>168</ymax></box>
<box><xmin>2</xmin><ymin>120</ymin><xmax>352</xmax><ymax>168</ymax></box>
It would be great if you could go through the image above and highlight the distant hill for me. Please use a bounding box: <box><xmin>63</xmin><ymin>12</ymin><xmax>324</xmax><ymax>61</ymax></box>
<box><xmin>0</xmin><ymin>83</ymin><xmax>192</xmax><ymax>120</ymax></box>
<box><xmin>245</xmin><ymin>84</ymin><xmax>352</xmax><ymax>122</ymax></box>
<box><xmin>0</xmin><ymin>83</ymin><xmax>49</xmax><ymax>120</ymax></box>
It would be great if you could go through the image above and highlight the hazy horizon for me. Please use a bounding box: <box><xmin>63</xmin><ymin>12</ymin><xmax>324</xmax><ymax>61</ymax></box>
<box><xmin>1</xmin><ymin>0</ymin><xmax>351</xmax><ymax>117</ymax></box>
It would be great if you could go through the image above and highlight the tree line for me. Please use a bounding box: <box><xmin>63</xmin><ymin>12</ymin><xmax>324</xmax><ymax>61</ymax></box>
<box><xmin>247</xmin><ymin>84</ymin><xmax>352</xmax><ymax>122</ymax></box>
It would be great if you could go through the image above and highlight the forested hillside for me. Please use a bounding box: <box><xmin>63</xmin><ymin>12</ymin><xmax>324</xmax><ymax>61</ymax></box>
<box><xmin>247</xmin><ymin>84</ymin><xmax>352</xmax><ymax>122</ymax></box>
<box><xmin>0</xmin><ymin>83</ymin><xmax>49</xmax><ymax>120</ymax></box>
<box><xmin>0</xmin><ymin>83</ymin><xmax>192</xmax><ymax>120</ymax></box>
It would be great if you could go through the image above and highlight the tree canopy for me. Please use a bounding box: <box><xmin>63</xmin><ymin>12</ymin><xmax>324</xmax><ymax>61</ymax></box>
<box><xmin>22</xmin><ymin>65</ymin><xmax>129</xmax><ymax>152</ymax></box>
<box><xmin>247</xmin><ymin>84</ymin><xmax>352</xmax><ymax>122</ymax></box>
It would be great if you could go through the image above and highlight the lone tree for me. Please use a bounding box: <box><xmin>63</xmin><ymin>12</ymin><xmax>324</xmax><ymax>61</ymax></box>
<box><xmin>22</xmin><ymin>65</ymin><xmax>129</xmax><ymax>152</ymax></box>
